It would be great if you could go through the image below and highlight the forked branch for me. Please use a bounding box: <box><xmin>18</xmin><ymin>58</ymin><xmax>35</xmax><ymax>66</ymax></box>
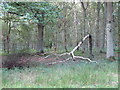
<box><xmin>47</xmin><ymin>34</ymin><xmax>97</xmax><ymax>65</ymax></box>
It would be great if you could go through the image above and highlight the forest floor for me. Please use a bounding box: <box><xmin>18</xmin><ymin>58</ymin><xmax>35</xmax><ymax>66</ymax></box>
<box><xmin>1</xmin><ymin>51</ymin><xmax>118</xmax><ymax>69</ymax></box>
<box><xmin>1</xmin><ymin>51</ymin><xmax>119</xmax><ymax>88</ymax></box>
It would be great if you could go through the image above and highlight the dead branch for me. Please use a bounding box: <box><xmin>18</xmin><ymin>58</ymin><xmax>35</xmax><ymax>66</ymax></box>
<box><xmin>73</xmin><ymin>56</ymin><xmax>97</xmax><ymax>63</ymax></box>
<box><xmin>45</xmin><ymin>34</ymin><xmax>96</xmax><ymax>65</ymax></box>
<box><xmin>69</xmin><ymin>34</ymin><xmax>95</xmax><ymax>62</ymax></box>
<box><xmin>44</xmin><ymin>53</ymin><xmax>59</xmax><ymax>59</ymax></box>
<box><xmin>47</xmin><ymin>57</ymin><xmax>72</xmax><ymax>65</ymax></box>
<box><xmin>59</xmin><ymin>53</ymin><xmax>70</xmax><ymax>57</ymax></box>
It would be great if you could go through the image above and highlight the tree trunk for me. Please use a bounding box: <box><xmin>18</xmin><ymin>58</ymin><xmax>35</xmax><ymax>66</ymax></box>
<box><xmin>27</xmin><ymin>41</ymin><xmax>29</xmax><ymax>49</ymax></box>
<box><xmin>37</xmin><ymin>23</ymin><xmax>44</xmax><ymax>53</ymax></box>
<box><xmin>106</xmin><ymin>2</ymin><xmax>114</xmax><ymax>60</ymax></box>
<box><xmin>118</xmin><ymin>2</ymin><xmax>120</xmax><ymax>60</ymax></box>
<box><xmin>80</xmin><ymin>2</ymin><xmax>89</xmax><ymax>53</ymax></box>
<box><xmin>89</xmin><ymin>34</ymin><xmax>93</xmax><ymax>59</ymax></box>
<box><xmin>73</xmin><ymin>3</ymin><xmax>78</xmax><ymax>47</ymax></box>
<box><xmin>102</xmin><ymin>2</ymin><xmax>107</xmax><ymax>49</ymax></box>
<box><xmin>63</xmin><ymin>28</ymin><xmax>68</xmax><ymax>52</ymax></box>
<box><xmin>53</xmin><ymin>31</ymin><xmax>57</xmax><ymax>51</ymax></box>
<box><xmin>96</xmin><ymin>2</ymin><xmax>100</xmax><ymax>52</ymax></box>
<box><xmin>12</xmin><ymin>42</ymin><xmax>17</xmax><ymax>51</ymax></box>
<box><xmin>80</xmin><ymin>2</ymin><xmax>88</xmax><ymax>36</ymax></box>
<box><xmin>6</xmin><ymin>22</ymin><xmax>11</xmax><ymax>54</ymax></box>
<box><xmin>2</xmin><ymin>37</ymin><xmax>6</xmax><ymax>52</ymax></box>
<box><xmin>83</xmin><ymin>11</ymin><xmax>86</xmax><ymax>36</ymax></box>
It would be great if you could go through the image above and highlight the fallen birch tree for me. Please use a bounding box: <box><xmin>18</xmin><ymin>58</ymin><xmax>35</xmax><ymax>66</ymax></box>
<box><xmin>46</xmin><ymin>34</ymin><xmax>97</xmax><ymax>65</ymax></box>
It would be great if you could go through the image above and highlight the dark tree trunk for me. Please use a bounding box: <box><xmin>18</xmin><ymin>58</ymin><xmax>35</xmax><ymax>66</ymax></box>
<box><xmin>2</xmin><ymin>31</ymin><xmax>6</xmax><ymax>52</ymax></box>
<box><xmin>54</xmin><ymin>31</ymin><xmax>57</xmax><ymax>51</ymax></box>
<box><xmin>89</xmin><ymin>34</ymin><xmax>94</xmax><ymax>59</ymax></box>
<box><xmin>64</xmin><ymin>29</ymin><xmax>68</xmax><ymax>52</ymax></box>
<box><xmin>6</xmin><ymin>22</ymin><xmax>11</xmax><ymax>54</ymax></box>
<box><xmin>83</xmin><ymin>11</ymin><xmax>86</xmax><ymax>36</ymax></box>
<box><xmin>37</xmin><ymin>23</ymin><xmax>44</xmax><ymax>53</ymax></box>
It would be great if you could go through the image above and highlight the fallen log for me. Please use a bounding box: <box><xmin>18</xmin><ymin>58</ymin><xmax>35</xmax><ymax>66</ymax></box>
<box><xmin>46</xmin><ymin>34</ymin><xmax>97</xmax><ymax>65</ymax></box>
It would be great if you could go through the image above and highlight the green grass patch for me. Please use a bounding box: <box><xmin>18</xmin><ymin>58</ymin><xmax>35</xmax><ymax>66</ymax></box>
<box><xmin>2</xmin><ymin>60</ymin><xmax>118</xmax><ymax>88</ymax></box>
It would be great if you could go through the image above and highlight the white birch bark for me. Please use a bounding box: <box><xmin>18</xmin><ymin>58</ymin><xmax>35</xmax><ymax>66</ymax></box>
<box><xmin>106</xmin><ymin>2</ymin><xmax>114</xmax><ymax>58</ymax></box>
<box><xmin>106</xmin><ymin>23</ymin><xmax>114</xmax><ymax>58</ymax></box>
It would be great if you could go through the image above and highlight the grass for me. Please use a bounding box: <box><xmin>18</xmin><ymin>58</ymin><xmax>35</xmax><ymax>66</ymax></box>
<box><xmin>1</xmin><ymin>60</ymin><xmax>118</xmax><ymax>88</ymax></box>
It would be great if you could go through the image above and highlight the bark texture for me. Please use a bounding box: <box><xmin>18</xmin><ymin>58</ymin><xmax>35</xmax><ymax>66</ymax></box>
<box><xmin>102</xmin><ymin>2</ymin><xmax>107</xmax><ymax>49</ymax></box>
<box><xmin>37</xmin><ymin>23</ymin><xmax>44</xmax><ymax>53</ymax></box>
<box><xmin>106</xmin><ymin>2</ymin><xmax>114</xmax><ymax>59</ymax></box>
<box><xmin>96</xmin><ymin>2</ymin><xmax>100</xmax><ymax>50</ymax></box>
<box><xmin>73</xmin><ymin>3</ymin><xmax>78</xmax><ymax>47</ymax></box>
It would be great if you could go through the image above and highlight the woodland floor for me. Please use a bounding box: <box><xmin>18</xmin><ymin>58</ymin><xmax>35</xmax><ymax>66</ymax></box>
<box><xmin>1</xmin><ymin>52</ymin><xmax>119</xmax><ymax>88</ymax></box>
<box><xmin>1</xmin><ymin>51</ymin><xmax>118</xmax><ymax>69</ymax></box>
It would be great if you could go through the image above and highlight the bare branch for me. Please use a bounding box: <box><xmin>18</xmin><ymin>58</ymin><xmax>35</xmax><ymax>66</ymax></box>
<box><xmin>70</xmin><ymin>34</ymin><xmax>89</xmax><ymax>54</ymax></box>
<box><xmin>73</xmin><ymin>56</ymin><xmax>97</xmax><ymax>63</ymax></box>
<box><xmin>47</xmin><ymin>57</ymin><xmax>72</xmax><ymax>65</ymax></box>
<box><xmin>45</xmin><ymin>34</ymin><xmax>96</xmax><ymax>65</ymax></box>
<box><xmin>59</xmin><ymin>53</ymin><xmax>70</xmax><ymax>57</ymax></box>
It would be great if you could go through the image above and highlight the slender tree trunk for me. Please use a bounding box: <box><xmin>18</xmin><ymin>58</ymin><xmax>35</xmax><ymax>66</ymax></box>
<box><xmin>2</xmin><ymin>36</ymin><xmax>6</xmax><ymax>52</ymax></box>
<box><xmin>82</xmin><ymin>9</ymin><xmax>87</xmax><ymax>52</ymax></box>
<box><xmin>96</xmin><ymin>2</ymin><xmax>100</xmax><ymax>52</ymax></box>
<box><xmin>73</xmin><ymin>3</ymin><xmax>78</xmax><ymax>47</ymax></box>
<box><xmin>6</xmin><ymin>22</ymin><xmax>11</xmax><ymax>54</ymax></box>
<box><xmin>80</xmin><ymin>2</ymin><xmax>88</xmax><ymax>36</ymax></box>
<box><xmin>64</xmin><ymin>30</ymin><xmax>67</xmax><ymax>52</ymax></box>
<box><xmin>53</xmin><ymin>31</ymin><xmax>57</xmax><ymax>51</ymax></box>
<box><xmin>37</xmin><ymin>23</ymin><xmax>44</xmax><ymax>53</ymax></box>
<box><xmin>80</xmin><ymin>2</ymin><xmax>89</xmax><ymax>53</ymax></box>
<box><xmin>106</xmin><ymin>2</ymin><xmax>114</xmax><ymax>60</ymax></box>
<box><xmin>12</xmin><ymin>42</ymin><xmax>17</xmax><ymax>51</ymax></box>
<box><xmin>89</xmin><ymin>34</ymin><xmax>93</xmax><ymax>59</ymax></box>
<box><xmin>63</xmin><ymin>28</ymin><xmax>68</xmax><ymax>52</ymax></box>
<box><xmin>2</xmin><ymin>11</ymin><xmax>6</xmax><ymax>52</ymax></box>
<box><xmin>27</xmin><ymin>41</ymin><xmax>29</xmax><ymax>49</ymax></box>
<box><xmin>83</xmin><ymin>11</ymin><xmax>86</xmax><ymax>36</ymax></box>
<box><xmin>102</xmin><ymin>2</ymin><xmax>107</xmax><ymax>49</ymax></box>
<box><xmin>118</xmin><ymin>2</ymin><xmax>120</xmax><ymax>60</ymax></box>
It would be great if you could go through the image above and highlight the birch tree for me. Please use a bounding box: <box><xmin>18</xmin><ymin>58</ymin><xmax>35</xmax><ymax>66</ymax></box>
<box><xmin>106</xmin><ymin>2</ymin><xmax>114</xmax><ymax>60</ymax></box>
